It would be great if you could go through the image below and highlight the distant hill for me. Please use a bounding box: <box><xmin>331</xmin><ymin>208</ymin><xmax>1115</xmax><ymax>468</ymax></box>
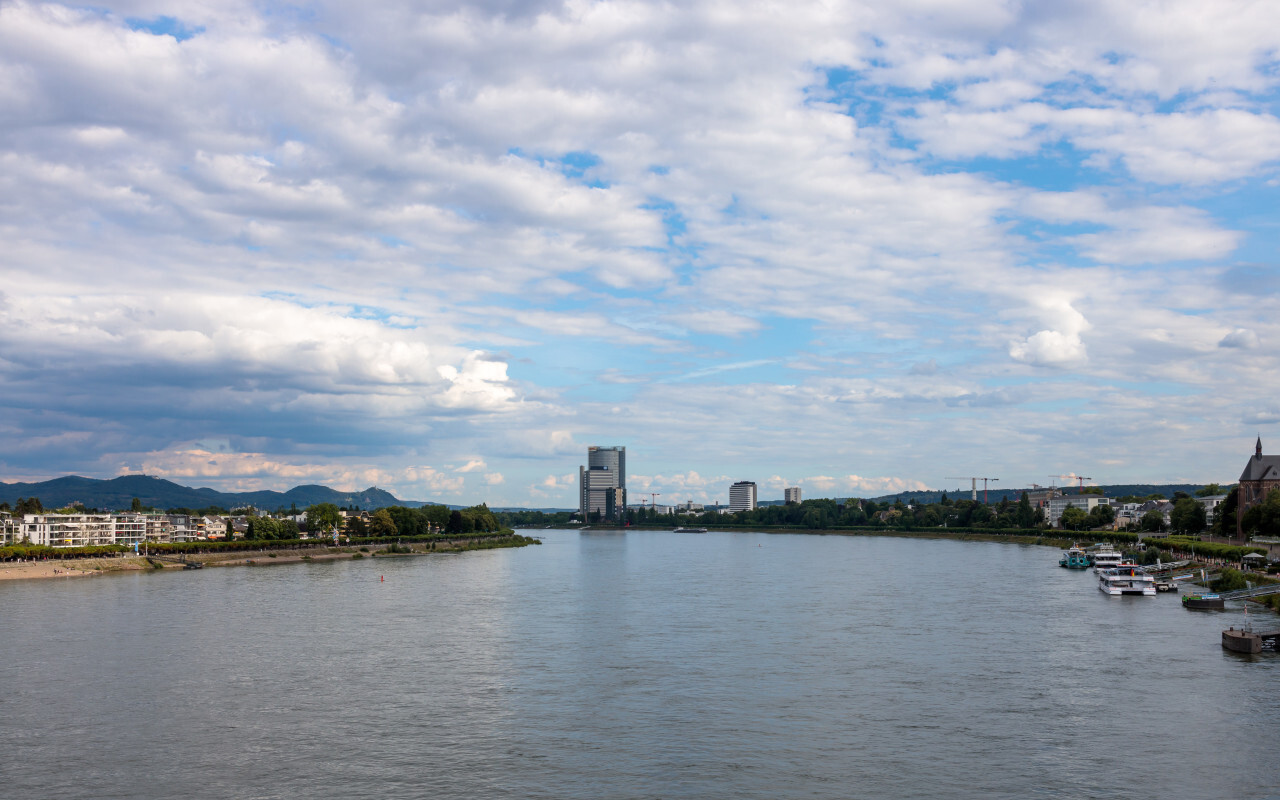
<box><xmin>0</xmin><ymin>475</ymin><xmax>454</xmax><ymax>512</ymax></box>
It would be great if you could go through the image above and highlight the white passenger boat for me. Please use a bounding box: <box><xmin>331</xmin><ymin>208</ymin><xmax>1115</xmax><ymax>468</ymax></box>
<box><xmin>1098</xmin><ymin>565</ymin><xmax>1156</xmax><ymax>596</ymax></box>
<box><xmin>1091</xmin><ymin>549</ymin><xmax>1124</xmax><ymax>572</ymax></box>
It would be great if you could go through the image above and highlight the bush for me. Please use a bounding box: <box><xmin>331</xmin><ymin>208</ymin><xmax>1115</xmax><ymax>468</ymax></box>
<box><xmin>1211</xmin><ymin>568</ymin><xmax>1249</xmax><ymax>592</ymax></box>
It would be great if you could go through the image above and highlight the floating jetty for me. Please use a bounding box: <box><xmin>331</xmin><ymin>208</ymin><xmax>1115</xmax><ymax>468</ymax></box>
<box><xmin>1222</xmin><ymin>626</ymin><xmax>1280</xmax><ymax>654</ymax></box>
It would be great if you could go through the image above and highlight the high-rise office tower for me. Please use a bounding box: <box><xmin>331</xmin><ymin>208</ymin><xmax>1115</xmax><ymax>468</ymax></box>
<box><xmin>580</xmin><ymin>446</ymin><xmax>626</xmax><ymax>520</ymax></box>
<box><xmin>729</xmin><ymin>481</ymin><xmax>757</xmax><ymax>512</ymax></box>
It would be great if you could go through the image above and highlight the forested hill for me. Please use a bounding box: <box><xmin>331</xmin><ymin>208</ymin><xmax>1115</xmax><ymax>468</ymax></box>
<box><xmin>869</xmin><ymin>484</ymin><xmax>1213</xmax><ymax>504</ymax></box>
<box><xmin>0</xmin><ymin>474</ymin><xmax>447</xmax><ymax>511</ymax></box>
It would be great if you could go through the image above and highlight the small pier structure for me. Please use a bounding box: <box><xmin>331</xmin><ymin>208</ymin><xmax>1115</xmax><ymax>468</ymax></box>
<box><xmin>1222</xmin><ymin>625</ymin><xmax>1280</xmax><ymax>654</ymax></box>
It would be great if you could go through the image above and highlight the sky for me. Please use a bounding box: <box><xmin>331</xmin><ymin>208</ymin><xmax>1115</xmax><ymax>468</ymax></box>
<box><xmin>2</xmin><ymin>0</ymin><xmax>1280</xmax><ymax>507</ymax></box>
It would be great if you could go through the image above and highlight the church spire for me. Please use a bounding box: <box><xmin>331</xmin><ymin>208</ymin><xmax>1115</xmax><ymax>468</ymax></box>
<box><xmin>1257</xmin><ymin>436</ymin><xmax>1263</xmax><ymax>458</ymax></box>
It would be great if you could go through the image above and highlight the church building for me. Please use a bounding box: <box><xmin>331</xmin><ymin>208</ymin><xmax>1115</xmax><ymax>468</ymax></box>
<box><xmin>1237</xmin><ymin>437</ymin><xmax>1280</xmax><ymax>538</ymax></box>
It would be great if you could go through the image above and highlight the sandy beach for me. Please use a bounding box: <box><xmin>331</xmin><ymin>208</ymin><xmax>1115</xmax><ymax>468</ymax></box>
<box><xmin>0</xmin><ymin>558</ymin><xmax>125</xmax><ymax>581</ymax></box>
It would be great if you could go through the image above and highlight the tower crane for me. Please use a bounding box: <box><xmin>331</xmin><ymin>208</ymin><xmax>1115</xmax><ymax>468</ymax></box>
<box><xmin>944</xmin><ymin>476</ymin><xmax>999</xmax><ymax>504</ymax></box>
<box><xmin>1049</xmin><ymin>475</ymin><xmax>1092</xmax><ymax>494</ymax></box>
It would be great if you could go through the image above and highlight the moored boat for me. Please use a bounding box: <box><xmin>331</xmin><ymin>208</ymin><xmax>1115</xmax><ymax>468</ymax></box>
<box><xmin>1059</xmin><ymin>546</ymin><xmax>1090</xmax><ymax>569</ymax></box>
<box><xmin>1182</xmin><ymin>593</ymin><xmax>1225</xmax><ymax>610</ymax></box>
<box><xmin>1091</xmin><ymin>549</ymin><xmax>1124</xmax><ymax>572</ymax></box>
<box><xmin>1098</xmin><ymin>565</ymin><xmax>1156</xmax><ymax>596</ymax></box>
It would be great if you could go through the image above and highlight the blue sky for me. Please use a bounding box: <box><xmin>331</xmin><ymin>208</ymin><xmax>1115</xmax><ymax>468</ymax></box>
<box><xmin>2</xmin><ymin>0</ymin><xmax>1279</xmax><ymax>506</ymax></box>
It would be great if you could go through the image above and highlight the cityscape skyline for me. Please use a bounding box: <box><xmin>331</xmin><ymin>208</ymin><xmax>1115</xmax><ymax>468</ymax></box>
<box><xmin>4</xmin><ymin>2</ymin><xmax>1280</xmax><ymax>507</ymax></box>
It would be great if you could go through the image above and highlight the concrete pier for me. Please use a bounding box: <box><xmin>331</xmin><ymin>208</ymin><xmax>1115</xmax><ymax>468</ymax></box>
<box><xmin>1222</xmin><ymin>626</ymin><xmax>1280</xmax><ymax>654</ymax></box>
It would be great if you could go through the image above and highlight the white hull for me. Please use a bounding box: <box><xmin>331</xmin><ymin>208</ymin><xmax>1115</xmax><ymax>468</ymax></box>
<box><xmin>1098</xmin><ymin>568</ymin><xmax>1156</xmax><ymax>596</ymax></box>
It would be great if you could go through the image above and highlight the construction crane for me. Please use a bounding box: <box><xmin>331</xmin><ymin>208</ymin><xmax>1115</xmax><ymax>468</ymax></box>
<box><xmin>640</xmin><ymin>492</ymin><xmax>661</xmax><ymax>511</ymax></box>
<box><xmin>944</xmin><ymin>476</ymin><xmax>999</xmax><ymax>504</ymax></box>
<box><xmin>1049</xmin><ymin>475</ymin><xmax>1093</xmax><ymax>494</ymax></box>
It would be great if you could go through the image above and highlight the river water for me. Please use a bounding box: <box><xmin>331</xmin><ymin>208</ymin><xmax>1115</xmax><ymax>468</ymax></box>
<box><xmin>2</xmin><ymin>529</ymin><xmax>1278</xmax><ymax>799</ymax></box>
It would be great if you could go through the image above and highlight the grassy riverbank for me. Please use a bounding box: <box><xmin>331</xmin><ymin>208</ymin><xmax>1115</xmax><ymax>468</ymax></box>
<box><xmin>0</xmin><ymin>531</ymin><xmax>540</xmax><ymax>581</ymax></box>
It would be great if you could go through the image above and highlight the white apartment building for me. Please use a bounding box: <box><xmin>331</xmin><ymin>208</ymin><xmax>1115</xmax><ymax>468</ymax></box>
<box><xmin>1</xmin><ymin>512</ymin><xmax>18</xmax><ymax>545</ymax></box>
<box><xmin>785</xmin><ymin>487</ymin><xmax>801</xmax><ymax>504</ymax></box>
<box><xmin>23</xmin><ymin>513</ymin><xmax>209</xmax><ymax>547</ymax></box>
<box><xmin>729</xmin><ymin>481</ymin><xmax>757</xmax><ymax>513</ymax></box>
<box><xmin>1047</xmin><ymin>495</ymin><xmax>1112</xmax><ymax>528</ymax></box>
<box><xmin>23</xmin><ymin>514</ymin><xmax>119</xmax><ymax>547</ymax></box>
<box><xmin>164</xmin><ymin>514</ymin><xmax>198</xmax><ymax>542</ymax></box>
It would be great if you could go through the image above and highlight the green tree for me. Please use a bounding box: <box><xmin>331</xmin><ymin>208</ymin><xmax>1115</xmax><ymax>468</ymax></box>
<box><xmin>130</xmin><ymin>497</ymin><xmax>143</xmax><ymax>512</ymax></box>
<box><xmin>368</xmin><ymin>509</ymin><xmax>397</xmax><ymax>537</ymax></box>
<box><xmin>1085</xmin><ymin>504</ymin><xmax>1115</xmax><ymax>529</ymax></box>
<box><xmin>1139</xmin><ymin>510</ymin><xmax>1166</xmax><ymax>532</ymax></box>
<box><xmin>419</xmin><ymin>504</ymin><xmax>450</xmax><ymax>528</ymax></box>
<box><xmin>249</xmin><ymin>516</ymin><xmax>283</xmax><ymax>540</ymax></box>
<box><xmin>1016</xmin><ymin>492</ymin><xmax>1035</xmax><ymax>528</ymax></box>
<box><xmin>1196</xmin><ymin>483</ymin><xmax>1224</xmax><ymax>497</ymax></box>
<box><xmin>447</xmin><ymin>510</ymin><xmax>466</xmax><ymax>533</ymax></box>
<box><xmin>1244</xmin><ymin>487</ymin><xmax>1280</xmax><ymax>538</ymax></box>
<box><xmin>16</xmin><ymin>497</ymin><xmax>44</xmax><ymax>515</ymax></box>
<box><xmin>278</xmin><ymin>518</ymin><xmax>300</xmax><ymax>539</ymax></box>
<box><xmin>306</xmin><ymin>503</ymin><xmax>342</xmax><ymax>534</ymax></box>
<box><xmin>1169</xmin><ymin>496</ymin><xmax>1207</xmax><ymax>535</ymax></box>
<box><xmin>1212</xmin><ymin>487</ymin><xmax>1239</xmax><ymax>538</ymax></box>
<box><xmin>1060</xmin><ymin>506</ymin><xmax>1088</xmax><ymax>530</ymax></box>
<box><xmin>1081</xmin><ymin>486</ymin><xmax>1104</xmax><ymax>495</ymax></box>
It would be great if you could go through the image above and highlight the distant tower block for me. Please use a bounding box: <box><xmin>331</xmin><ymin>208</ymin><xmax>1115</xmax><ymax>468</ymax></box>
<box><xmin>785</xmin><ymin>487</ymin><xmax>801</xmax><ymax>505</ymax></box>
<box><xmin>730</xmin><ymin>481</ymin><xmax>757</xmax><ymax>512</ymax></box>
<box><xmin>580</xmin><ymin>445</ymin><xmax>627</xmax><ymax>520</ymax></box>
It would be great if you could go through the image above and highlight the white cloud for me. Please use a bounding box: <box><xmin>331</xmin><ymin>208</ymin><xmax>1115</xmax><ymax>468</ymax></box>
<box><xmin>1010</xmin><ymin>329</ymin><xmax>1087</xmax><ymax>368</ymax></box>
<box><xmin>1219</xmin><ymin>328</ymin><xmax>1260</xmax><ymax>349</ymax></box>
<box><xmin>3</xmin><ymin>0</ymin><xmax>1280</xmax><ymax>502</ymax></box>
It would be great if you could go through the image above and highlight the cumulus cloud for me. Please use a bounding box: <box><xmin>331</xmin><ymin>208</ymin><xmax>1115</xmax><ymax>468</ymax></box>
<box><xmin>3</xmin><ymin>0</ymin><xmax>1280</xmax><ymax>500</ymax></box>
<box><xmin>1219</xmin><ymin>328</ymin><xmax>1260</xmax><ymax>349</ymax></box>
<box><xmin>126</xmin><ymin>447</ymin><xmax>466</xmax><ymax>497</ymax></box>
<box><xmin>1010</xmin><ymin>329</ymin><xmax>1088</xmax><ymax>367</ymax></box>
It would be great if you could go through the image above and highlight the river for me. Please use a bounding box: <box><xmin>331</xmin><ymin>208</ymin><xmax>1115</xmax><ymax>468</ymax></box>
<box><xmin>2</xmin><ymin>529</ymin><xmax>1278</xmax><ymax>799</ymax></box>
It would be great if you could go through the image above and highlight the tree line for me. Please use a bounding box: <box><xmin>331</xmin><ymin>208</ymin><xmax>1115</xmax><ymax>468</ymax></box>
<box><xmin>499</xmin><ymin>484</ymin><xmax>1280</xmax><ymax>538</ymax></box>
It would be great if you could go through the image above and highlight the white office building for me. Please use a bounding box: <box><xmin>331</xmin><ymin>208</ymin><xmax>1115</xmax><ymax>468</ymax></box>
<box><xmin>1047</xmin><ymin>495</ymin><xmax>1112</xmax><ymax>528</ymax></box>
<box><xmin>785</xmin><ymin>487</ymin><xmax>801</xmax><ymax>504</ymax></box>
<box><xmin>729</xmin><ymin>481</ymin><xmax>757</xmax><ymax>513</ymax></box>
<box><xmin>580</xmin><ymin>445</ymin><xmax>627</xmax><ymax>521</ymax></box>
